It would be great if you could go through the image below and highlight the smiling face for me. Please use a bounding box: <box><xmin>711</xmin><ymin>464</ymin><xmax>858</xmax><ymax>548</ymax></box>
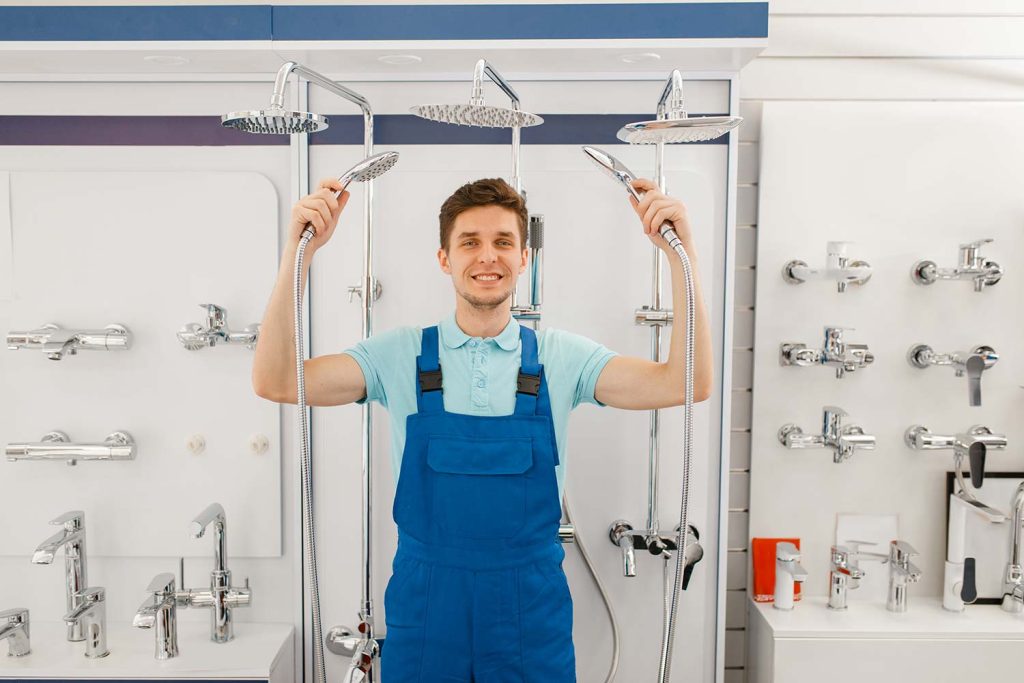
<box><xmin>438</xmin><ymin>205</ymin><xmax>528</xmax><ymax>311</ymax></box>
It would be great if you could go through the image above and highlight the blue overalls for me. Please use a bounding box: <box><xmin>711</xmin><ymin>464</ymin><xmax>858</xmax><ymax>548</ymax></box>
<box><xmin>382</xmin><ymin>325</ymin><xmax>576</xmax><ymax>682</ymax></box>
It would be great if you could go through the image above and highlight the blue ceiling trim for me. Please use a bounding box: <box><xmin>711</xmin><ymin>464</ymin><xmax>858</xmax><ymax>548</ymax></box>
<box><xmin>0</xmin><ymin>5</ymin><xmax>271</xmax><ymax>42</ymax></box>
<box><xmin>0</xmin><ymin>3</ymin><xmax>767</xmax><ymax>42</ymax></box>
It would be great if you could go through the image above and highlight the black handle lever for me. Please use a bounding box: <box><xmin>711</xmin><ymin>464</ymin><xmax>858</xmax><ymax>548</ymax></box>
<box><xmin>969</xmin><ymin>443</ymin><xmax>987</xmax><ymax>489</ymax></box>
<box><xmin>961</xmin><ymin>557</ymin><xmax>978</xmax><ymax>604</ymax></box>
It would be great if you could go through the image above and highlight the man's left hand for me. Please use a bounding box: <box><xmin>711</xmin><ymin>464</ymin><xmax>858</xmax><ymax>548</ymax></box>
<box><xmin>629</xmin><ymin>178</ymin><xmax>693</xmax><ymax>253</ymax></box>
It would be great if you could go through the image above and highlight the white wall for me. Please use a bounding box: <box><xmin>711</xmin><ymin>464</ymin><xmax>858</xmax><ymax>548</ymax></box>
<box><xmin>728</xmin><ymin>2</ymin><xmax>1024</xmax><ymax>681</ymax></box>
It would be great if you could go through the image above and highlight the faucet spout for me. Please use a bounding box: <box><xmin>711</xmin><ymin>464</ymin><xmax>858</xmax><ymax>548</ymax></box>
<box><xmin>191</xmin><ymin>503</ymin><xmax>227</xmax><ymax>572</ymax></box>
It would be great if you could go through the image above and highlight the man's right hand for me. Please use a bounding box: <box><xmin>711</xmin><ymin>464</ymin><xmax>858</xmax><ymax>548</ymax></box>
<box><xmin>288</xmin><ymin>177</ymin><xmax>351</xmax><ymax>253</ymax></box>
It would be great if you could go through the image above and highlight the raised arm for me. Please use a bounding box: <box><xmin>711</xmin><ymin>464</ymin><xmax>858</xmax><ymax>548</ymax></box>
<box><xmin>594</xmin><ymin>178</ymin><xmax>713</xmax><ymax>410</ymax></box>
<box><xmin>251</xmin><ymin>178</ymin><xmax>367</xmax><ymax>407</ymax></box>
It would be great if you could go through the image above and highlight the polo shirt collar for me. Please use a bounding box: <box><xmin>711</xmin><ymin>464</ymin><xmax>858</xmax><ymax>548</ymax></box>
<box><xmin>440</xmin><ymin>312</ymin><xmax>520</xmax><ymax>351</ymax></box>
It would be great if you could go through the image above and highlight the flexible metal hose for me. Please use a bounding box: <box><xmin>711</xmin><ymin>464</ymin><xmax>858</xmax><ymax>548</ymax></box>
<box><xmin>293</xmin><ymin>227</ymin><xmax>326</xmax><ymax>683</ymax></box>
<box><xmin>563</xmin><ymin>493</ymin><xmax>620</xmax><ymax>683</ymax></box>
<box><xmin>657</xmin><ymin>235</ymin><xmax>696</xmax><ymax>683</ymax></box>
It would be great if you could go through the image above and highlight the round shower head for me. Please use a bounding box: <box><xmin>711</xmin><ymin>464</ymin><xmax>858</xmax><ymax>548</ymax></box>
<box><xmin>617</xmin><ymin>115</ymin><xmax>742</xmax><ymax>144</ymax></box>
<box><xmin>221</xmin><ymin>107</ymin><xmax>329</xmax><ymax>134</ymax></box>
<box><xmin>340</xmin><ymin>151</ymin><xmax>399</xmax><ymax>186</ymax></box>
<box><xmin>410</xmin><ymin>103</ymin><xmax>543</xmax><ymax>128</ymax></box>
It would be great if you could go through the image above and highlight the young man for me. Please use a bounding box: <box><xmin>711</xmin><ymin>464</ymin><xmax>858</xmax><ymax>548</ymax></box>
<box><xmin>253</xmin><ymin>177</ymin><xmax>712</xmax><ymax>682</ymax></box>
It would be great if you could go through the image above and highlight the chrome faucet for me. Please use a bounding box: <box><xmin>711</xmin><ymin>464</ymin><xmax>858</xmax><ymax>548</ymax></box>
<box><xmin>783</xmin><ymin>241</ymin><xmax>872</xmax><ymax>293</ymax></box>
<box><xmin>778</xmin><ymin>406</ymin><xmax>876</xmax><ymax>463</ymax></box>
<box><xmin>912</xmin><ymin>239</ymin><xmax>1003</xmax><ymax>292</ymax></box>
<box><xmin>780</xmin><ymin>326</ymin><xmax>874</xmax><ymax>378</ymax></box>
<box><xmin>607</xmin><ymin>520</ymin><xmax>702</xmax><ymax>586</ymax></box>
<box><xmin>31</xmin><ymin>511</ymin><xmax>88</xmax><ymax>641</ymax></box>
<box><xmin>1001</xmin><ymin>482</ymin><xmax>1024</xmax><ymax>614</ymax></box>
<box><xmin>134</xmin><ymin>572</ymin><xmax>179</xmax><ymax>660</ymax></box>
<box><xmin>177</xmin><ymin>503</ymin><xmax>252</xmax><ymax>642</ymax></box>
<box><xmin>887</xmin><ymin>541</ymin><xmax>922</xmax><ymax>613</ymax></box>
<box><xmin>177</xmin><ymin>304</ymin><xmax>259</xmax><ymax>350</ymax></box>
<box><xmin>63</xmin><ymin>587</ymin><xmax>108</xmax><ymax>658</ymax></box>
<box><xmin>6</xmin><ymin>323</ymin><xmax>131</xmax><ymax>360</ymax></box>
<box><xmin>828</xmin><ymin>541</ymin><xmax>887</xmax><ymax>610</ymax></box>
<box><xmin>0</xmin><ymin>608</ymin><xmax>31</xmax><ymax>656</ymax></box>
<box><xmin>907</xmin><ymin>344</ymin><xmax>998</xmax><ymax>407</ymax></box>
<box><xmin>905</xmin><ymin>425</ymin><xmax>1007</xmax><ymax>489</ymax></box>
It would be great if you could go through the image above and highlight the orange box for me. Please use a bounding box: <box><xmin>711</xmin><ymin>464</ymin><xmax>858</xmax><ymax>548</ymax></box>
<box><xmin>751</xmin><ymin>537</ymin><xmax>802</xmax><ymax>603</ymax></box>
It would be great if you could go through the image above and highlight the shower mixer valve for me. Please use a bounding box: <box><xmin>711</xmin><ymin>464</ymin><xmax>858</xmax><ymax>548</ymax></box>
<box><xmin>907</xmin><ymin>343</ymin><xmax>997</xmax><ymax>407</ymax></box>
<box><xmin>7</xmin><ymin>323</ymin><xmax>131</xmax><ymax>360</ymax></box>
<box><xmin>912</xmin><ymin>238</ymin><xmax>1003</xmax><ymax>291</ymax></box>
<box><xmin>780</xmin><ymin>326</ymin><xmax>874</xmax><ymax>378</ymax></box>
<box><xmin>608</xmin><ymin>520</ymin><xmax>702</xmax><ymax>586</ymax></box>
<box><xmin>783</xmin><ymin>241</ymin><xmax>872</xmax><ymax>293</ymax></box>
<box><xmin>177</xmin><ymin>303</ymin><xmax>259</xmax><ymax>350</ymax></box>
<box><xmin>778</xmin><ymin>406</ymin><xmax>876</xmax><ymax>463</ymax></box>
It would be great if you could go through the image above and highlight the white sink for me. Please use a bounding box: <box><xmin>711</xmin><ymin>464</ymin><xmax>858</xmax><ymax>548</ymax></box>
<box><xmin>0</xmin><ymin>621</ymin><xmax>293</xmax><ymax>681</ymax></box>
<box><xmin>748</xmin><ymin>597</ymin><xmax>1024</xmax><ymax>683</ymax></box>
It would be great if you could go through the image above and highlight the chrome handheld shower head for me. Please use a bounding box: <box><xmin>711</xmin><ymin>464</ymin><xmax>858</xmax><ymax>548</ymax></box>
<box><xmin>300</xmin><ymin>152</ymin><xmax>400</xmax><ymax>241</ymax></box>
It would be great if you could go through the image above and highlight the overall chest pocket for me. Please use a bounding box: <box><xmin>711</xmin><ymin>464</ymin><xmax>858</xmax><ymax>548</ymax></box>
<box><xmin>427</xmin><ymin>436</ymin><xmax>533</xmax><ymax>539</ymax></box>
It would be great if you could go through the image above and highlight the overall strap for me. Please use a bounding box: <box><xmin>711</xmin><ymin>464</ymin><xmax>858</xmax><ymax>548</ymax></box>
<box><xmin>415</xmin><ymin>326</ymin><xmax>444</xmax><ymax>414</ymax></box>
<box><xmin>514</xmin><ymin>326</ymin><xmax>543</xmax><ymax>417</ymax></box>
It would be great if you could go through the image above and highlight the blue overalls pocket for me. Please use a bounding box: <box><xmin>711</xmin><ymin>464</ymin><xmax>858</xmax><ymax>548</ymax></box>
<box><xmin>426</xmin><ymin>436</ymin><xmax>532</xmax><ymax>539</ymax></box>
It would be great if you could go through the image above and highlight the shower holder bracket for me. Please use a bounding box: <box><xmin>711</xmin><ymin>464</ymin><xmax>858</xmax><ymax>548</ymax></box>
<box><xmin>635</xmin><ymin>306</ymin><xmax>674</xmax><ymax>327</ymax></box>
<box><xmin>347</xmin><ymin>280</ymin><xmax>383</xmax><ymax>303</ymax></box>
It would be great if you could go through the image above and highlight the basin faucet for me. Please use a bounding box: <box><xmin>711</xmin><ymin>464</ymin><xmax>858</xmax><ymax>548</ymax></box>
<box><xmin>63</xmin><ymin>587</ymin><xmax>108</xmax><ymax>658</ymax></box>
<box><xmin>31</xmin><ymin>511</ymin><xmax>88</xmax><ymax>641</ymax></box>
<box><xmin>134</xmin><ymin>572</ymin><xmax>179</xmax><ymax>660</ymax></box>
<box><xmin>1001</xmin><ymin>482</ymin><xmax>1024</xmax><ymax>613</ymax></box>
<box><xmin>907</xmin><ymin>344</ymin><xmax>998</xmax><ymax>407</ymax></box>
<box><xmin>773</xmin><ymin>542</ymin><xmax>807</xmax><ymax>610</ymax></box>
<box><xmin>779</xmin><ymin>406</ymin><xmax>876</xmax><ymax>463</ymax></box>
<box><xmin>177</xmin><ymin>503</ymin><xmax>252</xmax><ymax>642</ymax></box>
<box><xmin>780</xmin><ymin>326</ymin><xmax>875</xmax><ymax>378</ymax></box>
<box><xmin>0</xmin><ymin>608</ymin><xmax>31</xmax><ymax>656</ymax></box>
<box><xmin>912</xmin><ymin>239</ymin><xmax>1003</xmax><ymax>292</ymax></box>
<box><xmin>828</xmin><ymin>542</ymin><xmax>887</xmax><ymax>610</ymax></box>
<box><xmin>887</xmin><ymin>541</ymin><xmax>922</xmax><ymax>612</ymax></box>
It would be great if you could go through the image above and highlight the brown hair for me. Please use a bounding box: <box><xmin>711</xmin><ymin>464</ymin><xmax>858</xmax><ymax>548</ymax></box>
<box><xmin>438</xmin><ymin>178</ymin><xmax>527</xmax><ymax>252</ymax></box>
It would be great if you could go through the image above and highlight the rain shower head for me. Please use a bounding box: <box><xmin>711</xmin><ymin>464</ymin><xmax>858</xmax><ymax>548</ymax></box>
<box><xmin>617</xmin><ymin>115</ymin><xmax>742</xmax><ymax>144</ymax></box>
<box><xmin>221</xmin><ymin>106</ymin><xmax>328</xmax><ymax>134</ymax></box>
<box><xmin>617</xmin><ymin>69</ymin><xmax>742</xmax><ymax>145</ymax></box>
<box><xmin>410</xmin><ymin>103</ymin><xmax>541</xmax><ymax>128</ymax></box>
<box><xmin>410</xmin><ymin>59</ymin><xmax>543</xmax><ymax>129</ymax></box>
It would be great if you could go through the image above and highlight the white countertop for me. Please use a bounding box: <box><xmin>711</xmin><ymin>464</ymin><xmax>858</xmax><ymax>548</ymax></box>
<box><xmin>752</xmin><ymin>597</ymin><xmax>1024</xmax><ymax>640</ymax></box>
<box><xmin>0</xmin><ymin>621</ymin><xmax>293</xmax><ymax>679</ymax></box>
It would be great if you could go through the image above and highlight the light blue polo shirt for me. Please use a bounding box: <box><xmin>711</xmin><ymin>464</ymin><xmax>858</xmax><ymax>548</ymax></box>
<box><xmin>342</xmin><ymin>312</ymin><xmax>617</xmax><ymax>499</ymax></box>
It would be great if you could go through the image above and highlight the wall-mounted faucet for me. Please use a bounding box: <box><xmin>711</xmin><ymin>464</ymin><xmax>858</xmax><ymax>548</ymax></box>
<box><xmin>907</xmin><ymin>344</ymin><xmax>997</xmax><ymax>407</ymax></box>
<box><xmin>912</xmin><ymin>238</ymin><xmax>1003</xmax><ymax>292</ymax></box>
<box><xmin>0</xmin><ymin>608</ymin><xmax>31</xmax><ymax>656</ymax></box>
<box><xmin>1001</xmin><ymin>482</ymin><xmax>1024</xmax><ymax>614</ymax></box>
<box><xmin>828</xmin><ymin>541</ymin><xmax>887</xmax><ymax>610</ymax></box>
<box><xmin>778</xmin><ymin>406</ymin><xmax>876</xmax><ymax>463</ymax></box>
<box><xmin>7</xmin><ymin>323</ymin><xmax>131</xmax><ymax>360</ymax></box>
<box><xmin>134</xmin><ymin>573</ymin><xmax>179</xmax><ymax>660</ymax></box>
<box><xmin>177</xmin><ymin>304</ymin><xmax>259</xmax><ymax>351</ymax></box>
<box><xmin>887</xmin><ymin>541</ymin><xmax>922</xmax><ymax>613</ymax></box>
<box><xmin>904</xmin><ymin>425</ymin><xmax>1006</xmax><ymax>486</ymax></box>
<box><xmin>6</xmin><ymin>430</ymin><xmax>135</xmax><ymax>466</ymax></box>
<box><xmin>773</xmin><ymin>542</ymin><xmax>807</xmax><ymax>610</ymax></box>
<box><xmin>607</xmin><ymin>520</ymin><xmax>703</xmax><ymax>587</ymax></box>
<box><xmin>31</xmin><ymin>511</ymin><xmax>88</xmax><ymax>642</ymax></box>
<box><xmin>176</xmin><ymin>503</ymin><xmax>251</xmax><ymax>643</ymax></box>
<box><xmin>63</xmin><ymin>586</ymin><xmax>108</xmax><ymax>658</ymax></box>
<box><xmin>783</xmin><ymin>241</ymin><xmax>872</xmax><ymax>293</ymax></box>
<box><xmin>780</xmin><ymin>326</ymin><xmax>874</xmax><ymax>378</ymax></box>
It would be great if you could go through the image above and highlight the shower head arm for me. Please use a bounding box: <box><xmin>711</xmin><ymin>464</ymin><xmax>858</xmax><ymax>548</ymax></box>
<box><xmin>655</xmin><ymin>70</ymin><xmax>687</xmax><ymax>121</ymax></box>
<box><xmin>472</xmin><ymin>59</ymin><xmax>522</xmax><ymax>111</ymax></box>
<box><xmin>270</xmin><ymin>62</ymin><xmax>372</xmax><ymax>116</ymax></box>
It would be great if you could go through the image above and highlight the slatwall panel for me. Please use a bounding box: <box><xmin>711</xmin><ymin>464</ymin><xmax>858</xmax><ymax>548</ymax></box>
<box><xmin>727</xmin><ymin>2</ymin><xmax>1023</xmax><ymax>679</ymax></box>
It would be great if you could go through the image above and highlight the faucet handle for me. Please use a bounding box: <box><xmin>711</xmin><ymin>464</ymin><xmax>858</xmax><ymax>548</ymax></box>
<box><xmin>776</xmin><ymin>542</ymin><xmax>801</xmax><ymax>561</ymax></box>
<box><xmin>960</xmin><ymin>238</ymin><xmax>993</xmax><ymax>251</ymax></box>
<box><xmin>49</xmin><ymin>510</ymin><xmax>84</xmax><ymax>531</ymax></box>
<box><xmin>0</xmin><ymin>608</ymin><xmax>29</xmax><ymax>623</ymax></box>
<box><xmin>145</xmin><ymin>572</ymin><xmax>176</xmax><ymax>597</ymax></box>
<box><xmin>961</xmin><ymin>557</ymin><xmax>978</xmax><ymax>604</ymax></box>
<box><xmin>889</xmin><ymin>540</ymin><xmax>918</xmax><ymax>563</ymax></box>
<box><xmin>199</xmin><ymin>303</ymin><xmax>228</xmax><ymax>329</ymax></box>
<box><xmin>823</xmin><ymin>405</ymin><xmax>848</xmax><ymax>418</ymax></box>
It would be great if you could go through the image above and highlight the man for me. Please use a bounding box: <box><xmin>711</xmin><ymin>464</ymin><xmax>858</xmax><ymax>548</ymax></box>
<box><xmin>253</xmin><ymin>176</ymin><xmax>712</xmax><ymax>682</ymax></box>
